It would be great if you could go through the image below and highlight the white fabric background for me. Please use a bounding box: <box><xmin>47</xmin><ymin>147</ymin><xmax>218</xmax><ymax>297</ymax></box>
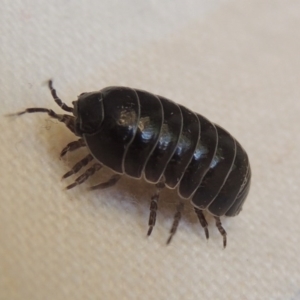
<box><xmin>1</xmin><ymin>1</ymin><xmax>300</xmax><ymax>299</ymax></box>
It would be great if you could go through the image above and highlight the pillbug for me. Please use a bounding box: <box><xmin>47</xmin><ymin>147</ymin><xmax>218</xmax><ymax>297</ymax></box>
<box><xmin>13</xmin><ymin>80</ymin><xmax>251</xmax><ymax>248</ymax></box>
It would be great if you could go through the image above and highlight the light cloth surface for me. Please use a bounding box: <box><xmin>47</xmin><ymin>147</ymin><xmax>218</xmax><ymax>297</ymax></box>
<box><xmin>1</xmin><ymin>1</ymin><xmax>300</xmax><ymax>299</ymax></box>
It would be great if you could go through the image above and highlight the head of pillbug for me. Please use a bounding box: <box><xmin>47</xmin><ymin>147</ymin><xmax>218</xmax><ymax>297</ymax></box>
<box><xmin>73</xmin><ymin>92</ymin><xmax>104</xmax><ymax>136</ymax></box>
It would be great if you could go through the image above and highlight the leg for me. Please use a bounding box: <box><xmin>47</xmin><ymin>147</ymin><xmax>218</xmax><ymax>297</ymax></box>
<box><xmin>194</xmin><ymin>207</ymin><xmax>209</xmax><ymax>240</ymax></box>
<box><xmin>66</xmin><ymin>163</ymin><xmax>102</xmax><ymax>190</ymax></box>
<box><xmin>166</xmin><ymin>201</ymin><xmax>184</xmax><ymax>244</ymax></box>
<box><xmin>147</xmin><ymin>181</ymin><xmax>165</xmax><ymax>236</ymax></box>
<box><xmin>60</xmin><ymin>138</ymin><xmax>85</xmax><ymax>157</ymax></box>
<box><xmin>48</xmin><ymin>80</ymin><xmax>73</xmax><ymax>113</ymax></box>
<box><xmin>214</xmin><ymin>216</ymin><xmax>227</xmax><ymax>248</ymax></box>
<box><xmin>89</xmin><ymin>174</ymin><xmax>121</xmax><ymax>190</ymax></box>
<box><xmin>62</xmin><ymin>154</ymin><xmax>94</xmax><ymax>179</ymax></box>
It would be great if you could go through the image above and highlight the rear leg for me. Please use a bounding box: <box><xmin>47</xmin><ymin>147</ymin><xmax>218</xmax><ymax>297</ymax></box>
<box><xmin>147</xmin><ymin>181</ymin><xmax>165</xmax><ymax>237</ymax></box>
<box><xmin>194</xmin><ymin>207</ymin><xmax>209</xmax><ymax>240</ymax></box>
<box><xmin>214</xmin><ymin>216</ymin><xmax>227</xmax><ymax>248</ymax></box>
<box><xmin>166</xmin><ymin>201</ymin><xmax>184</xmax><ymax>244</ymax></box>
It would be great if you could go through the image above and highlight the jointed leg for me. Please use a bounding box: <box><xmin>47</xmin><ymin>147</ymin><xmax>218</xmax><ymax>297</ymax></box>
<box><xmin>214</xmin><ymin>216</ymin><xmax>227</xmax><ymax>248</ymax></box>
<box><xmin>147</xmin><ymin>181</ymin><xmax>165</xmax><ymax>236</ymax></box>
<box><xmin>194</xmin><ymin>208</ymin><xmax>209</xmax><ymax>240</ymax></box>
<box><xmin>89</xmin><ymin>174</ymin><xmax>121</xmax><ymax>190</ymax></box>
<box><xmin>62</xmin><ymin>154</ymin><xmax>94</xmax><ymax>179</ymax></box>
<box><xmin>60</xmin><ymin>139</ymin><xmax>85</xmax><ymax>157</ymax></box>
<box><xmin>166</xmin><ymin>201</ymin><xmax>184</xmax><ymax>244</ymax></box>
<box><xmin>66</xmin><ymin>163</ymin><xmax>102</xmax><ymax>190</ymax></box>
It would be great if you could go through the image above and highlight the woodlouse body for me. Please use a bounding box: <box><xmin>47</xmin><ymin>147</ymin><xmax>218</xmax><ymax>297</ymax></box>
<box><xmin>15</xmin><ymin>81</ymin><xmax>251</xmax><ymax>247</ymax></box>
